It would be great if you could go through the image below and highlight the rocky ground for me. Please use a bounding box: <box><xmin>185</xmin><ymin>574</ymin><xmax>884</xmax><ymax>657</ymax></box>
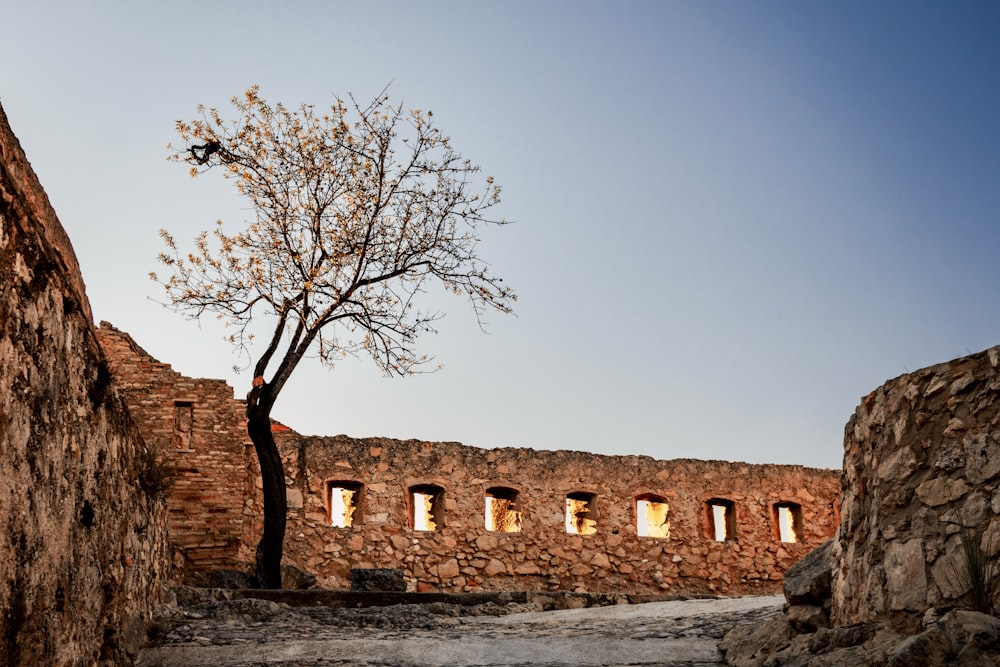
<box><xmin>137</xmin><ymin>592</ymin><xmax>784</xmax><ymax>667</ymax></box>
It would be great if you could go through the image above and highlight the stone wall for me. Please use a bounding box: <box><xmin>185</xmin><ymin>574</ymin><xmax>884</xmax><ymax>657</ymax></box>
<box><xmin>0</xmin><ymin>104</ymin><xmax>170</xmax><ymax>665</ymax></box>
<box><xmin>283</xmin><ymin>434</ymin><xmax>840</xmax><ymax>595</ymax></box>
<box><xmin>97</xmin><ymin>325</ymin><xmax>840</xmax><ymax>595</ymax></box>
<box><xmin>832</xmin><ymin>345</ymin><xmax>1000</xmax><ymax>629</ymax></box>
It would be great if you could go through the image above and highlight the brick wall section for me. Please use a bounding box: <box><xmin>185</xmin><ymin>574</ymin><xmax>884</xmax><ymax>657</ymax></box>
<box><xmin>0</xmin><ymin>103</ymin><xmax>169</xmax><ymax>665</ymax></box>
<box><xmin>96</xmin><ymin>323</ymin><xmax>258</xmax><ymax>572</ymax></box>
<box><xmin>98</xmin><ymin>327</ymin><xmax>839</xmax><ymax>595</ymax></box>
<box><xmin>283</xmin><ymin>434</ymin><xmax>840</xmax><ymax>595</ymax></box>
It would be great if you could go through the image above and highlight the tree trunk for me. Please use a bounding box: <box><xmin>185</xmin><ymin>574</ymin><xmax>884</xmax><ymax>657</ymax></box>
<box><xmin>246</xmin><ymin>400</ymin><xmax>287</xmax><ymax>589</ymax></box>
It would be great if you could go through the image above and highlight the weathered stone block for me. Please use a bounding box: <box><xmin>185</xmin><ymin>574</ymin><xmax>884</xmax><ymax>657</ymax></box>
<box><xmin>437</xmin><ymin>559</ymin><xmax>460</xmax><ymax>579</ymax></box>
<box><xmin>786</xmin><ymin>603</ymin><xmax>830</xmax><ymax>632</ymax></box>
<box><xmin>783</xmin><ymin>539</ymin><xmax>833</xmax><ymax>605</ymax></box>
<box><xmin>916</xmin><ymin>478</ymin><xmax>971</xmax><ymax>507</ymax></box>
<box><xmin>886</xmin><ymin>539</ymin><xmax>927</xmax><ymax>612</ymax></box>
<box><xmin>282</xmin><ymin>563</ymin><xmax>317</xmax><ymax>590</ymax></box>
<box><xmin>350</xmin><ymin>568</ymin><xmax>406</xmax><ymax>592</ymax></box>
<box><xmin>962</xmin><ymin>433</ymin><xmax>1000</xmax><ymax>485</ymax></box>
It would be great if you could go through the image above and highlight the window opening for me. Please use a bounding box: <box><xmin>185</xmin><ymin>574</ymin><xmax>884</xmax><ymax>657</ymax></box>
<box><xmin>328</xmin><ymin>481</ymin><xmax>363</xmax><ymax>528</ymax></box>
<box><xmin>706</xmin><ymin>498</ymin><xmax>737</xmax><ymax>542</ymax></box>
<box><xmin>410</xmin><ymin>484</ymin><xmax>444</xmax><ymax>531</ymax></box>
<box><xmin>565</xmin><ymin>492</ymin><xmax>597</xmax><ymax>535</ymax></box>
<box><xmin>172</xmin><ymin>401</ymin><xmax>193</xmax><ymax>449</ymax></box>
<box><xmin>485</xmin><ymin>487</ymin><xmax>522</xmax><ymax>532</ymax></box>
<box><xmin>774</xmin><ymin>502</ymin><xmax>803</xmax><ymax>543</ymax></box>
<box><xmin>636</xmin><ymin>494</ymin><xmax>670</xmax><ymax>538</ymax></box>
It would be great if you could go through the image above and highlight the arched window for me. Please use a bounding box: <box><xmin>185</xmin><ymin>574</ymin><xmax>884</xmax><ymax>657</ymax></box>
<box><xmin>705</xmin><ymin>498</ymin><xmax>737</xmax><ymax>542</ymax></box>
<box><xmin>773</xmin><ymin>502</ymin><xmax>803</xmax><ymax>543</ymax></box>
<box><xmin>485</xmin><ymin>486</ymin><xmax>522</xmax><ymax>532</ymax></box>
<box><xmin>409</xmin><ymin>484</ymin><xmax>445</xmax><ymax>531</ymax></box>
<box><xmin>635</xmin><ymin>493</ymin><xmax>669</xmax><ymax>538</ymax></box>
<box><xmin>327</xmin><ymin>480</ymin><xmax>363</xmax><ymax>528</ymax></box>
<box><xmin>565</xmin><ymin>492</ymin><xmax>598</xmax><ymax>535</ymax></box>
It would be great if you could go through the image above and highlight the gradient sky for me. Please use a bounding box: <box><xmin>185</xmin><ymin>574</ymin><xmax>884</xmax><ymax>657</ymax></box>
<box><xmin>4</xmin><ymin>2</ymin><xmax>1000</xmax><ymax>469</ymax></box>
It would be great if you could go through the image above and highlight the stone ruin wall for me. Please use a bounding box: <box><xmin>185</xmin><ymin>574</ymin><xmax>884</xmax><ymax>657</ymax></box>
<box><xmin>95</xmin><ymin>324</ymin><xmax>258</xmax><ymax>573</ymax></box>
<box><xmin>832</xmin><ymin>344</ymin><xmax>1000</xmax><ymax>630</ymax></box>
<box><xmin>97</xmin><ymin>325</ymin><xmax>841</xmax><ymax>596</ymax></box>
<box><xmin>0</xmin><ymin>104</ymin><xmax>170</xmax><ymax>665</ymax></box>
<box><xmin>282</xmin><ymin>434</ymin><xmax>840</xmax><ymax>596</ymax></box>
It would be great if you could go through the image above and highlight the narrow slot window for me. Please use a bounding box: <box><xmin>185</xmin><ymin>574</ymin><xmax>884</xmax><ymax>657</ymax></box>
<box><xmin>705</xmin><ymin>498</ymin><xmax>737</xmax><ymax>542</ymax></box>
<box><xmin>172</xmin><ymin>401</ymin><xmax>193</xmax><ymax>449</ymax></box>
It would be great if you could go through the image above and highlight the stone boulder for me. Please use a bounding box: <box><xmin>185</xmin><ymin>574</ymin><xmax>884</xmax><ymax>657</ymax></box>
<box><xmin>185</xmin><ymin>569</ymin><xmax>257</xmax><ymax>589</ymax></box>
<box><xmin>783</xmin><ymin>539</ymin><xmax>833</xmax><ymax>605</ymax></box>
<box><xmin>771</xmin><ymin>539</ymin><xmax>834</xmax><ymax>633</ymax></box>
<box><xmin>282</xmin><ymin>563</ymin><xmax>318</xmax><ymax>590</ymax></box>
<box><xmin>351</xmin><ymin>568</ymin><xmax>407</xmax><ymax>592</ymax></box>
<box><xmin>723</xmin><ymin>618</ymin><xmax>911</xmax><ymax>666</ymax></box>
<box><xmin>887</xmin><ymin>610</ymin><xmax>1000</xmax><ymax>667</ymax></box>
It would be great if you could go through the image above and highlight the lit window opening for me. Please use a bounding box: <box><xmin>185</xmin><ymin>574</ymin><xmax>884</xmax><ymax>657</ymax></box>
<box><xmin>328</xmin><ymin>480</ymin><xmax>362</xmax><ymax>528</ymax></box>
<box><xmin>706</xmin><ymin>498</ymin><xmax>737</xmax><ymax>542</ymax></box>
<box><xmin>636</xmin><ymin>494</ymin><xmax>670</xmax><ymax>539</ymax></box>
<box><xmin>485</xmin><ymin>486</ymin><xmax>522</xmax><ymax>532</ymax></box>
<box><xmin>409</xmin><ymin>484</ymin><xmax>445</xmax><ymax>531</ymax></box>
<box><xmin>565</xmin><ymin>492</ymin><xmax>598</xmax><ymax>535</ymax></box>
<box><xmin>774</xmin><ymin>502</ymin><xmax>803</xmax><ymax>543</ymax></box>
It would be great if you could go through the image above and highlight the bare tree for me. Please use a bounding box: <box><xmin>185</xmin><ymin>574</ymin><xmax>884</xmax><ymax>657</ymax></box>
<box><xmin>153</xmin><ymin>86</ymin><xmax>516</xmax><ymax>588</ymax></box>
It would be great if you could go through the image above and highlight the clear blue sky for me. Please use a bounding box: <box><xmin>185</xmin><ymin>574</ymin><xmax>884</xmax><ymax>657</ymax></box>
<box><xmin>4</xmin><ymin>2</ymin><xmax>1000</xmax><ymax>469</ymax></box>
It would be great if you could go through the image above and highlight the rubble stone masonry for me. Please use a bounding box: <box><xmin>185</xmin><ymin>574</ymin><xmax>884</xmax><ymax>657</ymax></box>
<box><xmin>283</xmin><ymin>434</ymin><xmax>840</xmax><ymax>595</ymax></box>
<box><xmin>0</xmin><ymin>103</ymin><xmax>170</xmax><ymax>665</ymax></box>
<box><xmin>98</xmin><ymin>326</ymin><xmax>840</xmax><ymax>596</ymax></box>
<box><xmin>832</xmin><ymin>344</ymin><xmax>1000</xmax><ymax>629</ymax></box>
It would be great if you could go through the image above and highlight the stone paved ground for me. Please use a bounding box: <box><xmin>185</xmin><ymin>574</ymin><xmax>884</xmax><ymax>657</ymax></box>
<box><xmin>137</xmin><ymin>594</ymin><xmax>782</xmax><ymax>666</ymax></box>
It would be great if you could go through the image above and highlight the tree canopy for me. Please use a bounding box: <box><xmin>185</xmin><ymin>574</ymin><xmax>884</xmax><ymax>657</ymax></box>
<box><xmin>157</xmin><ymin>86</ymin><xmax>515</xmax><ymax>390</ymax></box>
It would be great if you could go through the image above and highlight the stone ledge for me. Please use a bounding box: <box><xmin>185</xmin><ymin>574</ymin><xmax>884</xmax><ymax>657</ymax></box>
<box><xmin>174</xmin><ymin>585</ymin><xmax>707</xmax><ymax>610</ymax></box>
